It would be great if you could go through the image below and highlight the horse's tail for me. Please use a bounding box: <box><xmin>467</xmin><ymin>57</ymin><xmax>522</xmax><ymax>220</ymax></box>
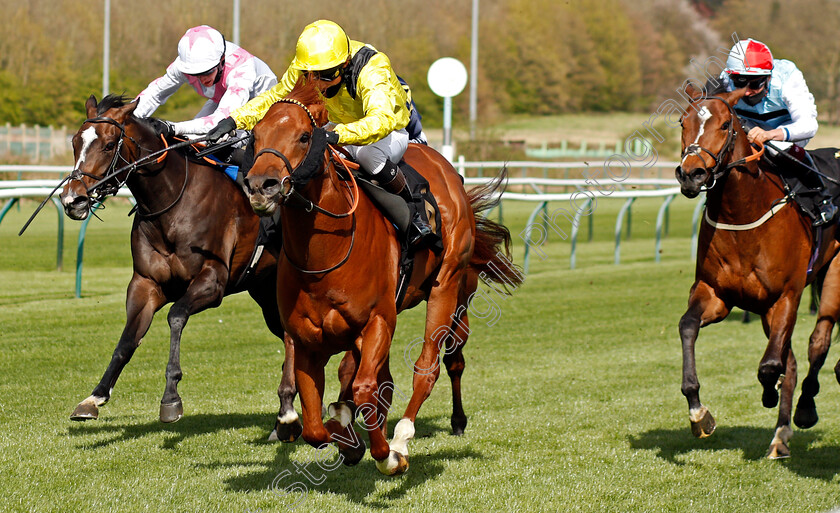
<box><xmin>467</xmin><ymin>167</ymin><xmax>525</xmax><ymax>292</ymax></box>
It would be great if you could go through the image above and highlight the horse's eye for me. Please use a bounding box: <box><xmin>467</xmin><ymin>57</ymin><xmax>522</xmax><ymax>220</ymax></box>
<box><xmin>104</xmin><ymin>141</ymin><xmax>116</xmax><ymax>151</ymax></box>
<box><xmin>300</xmin><ymin>132</ymin><xmax>311</xmax><ymax>144</ymax></box>
<box><xmin>721</xmin><ymin>121</ymin><xmax>730</xmax><ymax>131</ymax></box>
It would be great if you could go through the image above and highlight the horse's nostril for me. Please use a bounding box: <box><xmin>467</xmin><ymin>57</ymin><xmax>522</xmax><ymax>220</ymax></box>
<box><xmin>690</xmin><ymin>168</ymin><xmax>706</xmax><ymax>180</ymax></box>
<box><xmin>262</xmin><ymin>178</ymin><xmax>280</xmax><ymax>193</ymax></box>
<box><xmin>72</xmin><ymin>196</ymin><xmax>88</xmax><ymax>207</ymax></box>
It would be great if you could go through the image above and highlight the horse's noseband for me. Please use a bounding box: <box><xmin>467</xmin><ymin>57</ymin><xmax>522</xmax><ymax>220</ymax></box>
<box><xmin>253</xmin><ymin>98</ymin><xmax>329</xmax><ymax>190</ymax></box>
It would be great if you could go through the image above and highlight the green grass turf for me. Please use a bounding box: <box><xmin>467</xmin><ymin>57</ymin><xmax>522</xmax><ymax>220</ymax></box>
<box><xmin>1</xmin><ymin>197</ymin><xmax>840</xmax><ymax>512</ymax></box>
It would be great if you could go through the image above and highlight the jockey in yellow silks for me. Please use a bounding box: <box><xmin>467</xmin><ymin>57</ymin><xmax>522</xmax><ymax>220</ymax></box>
<box><xmin>209</xmin><ymin>19</ymin><xmax>431</xmax><ymax>245</ymax></box>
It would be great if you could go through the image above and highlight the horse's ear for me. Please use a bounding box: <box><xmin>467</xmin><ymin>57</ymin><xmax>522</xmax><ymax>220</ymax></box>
<box><xmin>723</xmin><ymin>87</ymin><xmax>748</xmax><ymax>107</ymax></box>
<box><xmin>124</xmin><ymin>99</ymin><xmax>138</xmax><ymax>116</ymax></box>
<box><xmin>311</xmin><ymin>104</ymin><xmax>329</xmax><ymax>126</ymax></box>
<box><xmin>85</xmin><ymin>95</ymin><xmax>98</xmax><ymax>118</ymax></box>
<box><xmin>684</xmin><ymin>82</ymin><xmax>702</xmax><ymax>99</ymax></box>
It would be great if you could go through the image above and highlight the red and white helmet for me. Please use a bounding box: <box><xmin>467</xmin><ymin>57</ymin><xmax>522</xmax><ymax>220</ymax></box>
<box><xmin>725</xmin><ymin>38</ymin><xmax>773</xmax><ymax>76</ymax></box>
<box><xmin>176</xmin><ymin>25</ymin><xmax>226</xmax><ymax>75</ymax></box>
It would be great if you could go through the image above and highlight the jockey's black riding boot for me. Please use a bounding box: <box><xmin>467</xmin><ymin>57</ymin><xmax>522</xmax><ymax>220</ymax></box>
<box><xmin>379</xmin><ymin>160</ymin><xmax>432</xmax><ymax>246</ymax></box>
<box><xmin>814</xmin><ymin>184</ymin><xmax>838</xmax><ymax>226</ymax></box>
<box><xmin>804</xmin><ymin>151</ymin><xmax>839</xmax><ymax>227</ymax></box>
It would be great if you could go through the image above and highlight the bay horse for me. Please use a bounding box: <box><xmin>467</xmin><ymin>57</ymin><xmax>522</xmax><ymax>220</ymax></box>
<box><xmin>244</xmin><ymin>80</ymin><xmax>523</xmax><ymax>475</ymax></box>
<box><xmin>58</xmin><ymin>94</ymin><xmax>301</xmax><ymax>441</ymax></box>
<box><xmin>675</xmin><ymin>84</ymin><xmax>840</xmax><ymax>458</ymax></box>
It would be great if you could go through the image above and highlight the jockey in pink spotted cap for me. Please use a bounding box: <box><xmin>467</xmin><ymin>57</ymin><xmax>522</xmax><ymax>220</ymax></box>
<box><xmin>135</xmin><ymin>25</ymin><xmax>277</xmax><ymax>138</ymax></box>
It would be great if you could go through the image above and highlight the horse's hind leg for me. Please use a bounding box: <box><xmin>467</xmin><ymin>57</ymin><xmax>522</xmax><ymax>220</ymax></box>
<box><xmin>384</xmin><ymin>275</ymin><xmax>468</xmax><ymax>474</ymax></box>
<box><xmin>160</xmin><ymin>264</ymin><xmax>226</xmax><ymax>423</ymax></box>
<box><xmin>71</xmin><ymin>274</ymin><xmax>165</xmax><ymax>420</ymax></box>
<box><xmin>269</xmin><ymin>334</ymin><xmax>303</xmax><ymax>442</ymax></box>
<box><xmin>442</xmin><ymin>291</ymin><xmax>472</xmax><ymax>436</ymax></box>
<box><xmin>679</xmin><ymin>281</ymin><xmax>730</xmax><ymax>438</ymax></box>
<box><xmin>250</xmin><ymin>277</ymin><xmax>302</xmax><ymax>442</ymax></box>
<box><xmin>768</xmin><ymin>346</ymin><xmax>797</xmax><ymax>459</ymax></box>
<box><xmin>796</xmin><ymin>259</ymin><xmax>840</xmax><ymax>428</ymax></box>
<box><xmin>337</xmin><ymin>350</ymin><xmax>359</xmax><ymax>403</ymax></box>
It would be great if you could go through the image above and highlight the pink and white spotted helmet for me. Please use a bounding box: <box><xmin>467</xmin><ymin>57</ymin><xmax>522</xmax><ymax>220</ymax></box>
<box><xmin>725</xmin><ymin>38</ymin><xmax>774</xmax><ymax>76</ymax></box>
<box><xmin>176</xmin><ymin>25</ymin><xmax>226</xmax><ymax>75</ymax></box>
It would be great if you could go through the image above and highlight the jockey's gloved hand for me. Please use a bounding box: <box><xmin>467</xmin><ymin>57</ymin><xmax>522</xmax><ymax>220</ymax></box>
<box><xmin>150</xmin><ymin>119</ymin><xmax>175</xmax><ymax>139</ymax></box>
<box><xmin>207</xmin><ymin>117</ymin><xmax>237</xmax><ymax>143</ymax></box>
<box><xmin>324</xmin><ymin>130</ymin><xmax>340</xmax><ymax>145</ymax></box>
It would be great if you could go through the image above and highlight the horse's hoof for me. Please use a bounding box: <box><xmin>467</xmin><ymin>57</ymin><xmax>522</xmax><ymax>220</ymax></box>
<box><xmin>761</xmin><ymin>387</ymin><xmax>779</xmax><ymax>408</ymax></box>
<box><xmin>375</xmin><ymin>450</ymin><xmax>409</xmax><ymax>476</ymax></box>
<box><xmin>689</xmin><ymin>406</ymin><xmax>716</xmax><ymax>438</ymax></box>
<box><xmin>451</xmin><ymin>415</ymin><xmax>467</xmax><ymax>436</ymax></box>
<box><xmin>766</xmin><ymin>425</ymin><xmax>792</xmax><ymax>459</ymax></box>
<box><xmin>794</xmin><ymin>396</ymin><xmax>818</xmax><ymax>429</ymax></box>
<box><xmin>70</xmin><ymin>400</ymin><xmax>99</xmax><ymax>421</ymax></box>
<box><xmin>766</xmin><ymin>442</ymin><xmax>790</xmax><ymax>459</ymax></box>
<box><xmin>339</xmin><ymin>436</ymin><xmax>366</xmax><ymax>466</ymax></box>
<box><xmin>269</xmin><ymin>418</ymin><xmax>303</xmax><ymax>443</ymax></box>
<box><xmin>160</xmin><ymin>401</ymin><xmax>183</xmax><ymax>423</ymax></box>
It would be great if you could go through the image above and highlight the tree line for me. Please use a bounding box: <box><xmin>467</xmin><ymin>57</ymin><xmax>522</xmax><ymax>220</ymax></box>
<box><xmin>1</xmin><ymin>0</ymin><xmax>838</xmax><ymax>128</ymax></box>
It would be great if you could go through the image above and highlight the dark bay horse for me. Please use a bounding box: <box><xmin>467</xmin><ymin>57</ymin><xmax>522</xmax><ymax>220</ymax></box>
<box><xmin>244</xmin><ymin>80</ymin><xmax>523</xmax><ymax>475</ymax></box>
<box><xmin>675</xmin><ymin>84</ymin><xmax>840</xmax><ymax>458</ymax></box>
<box><xmin>58</xmin><ymin>95</ymin><xmax>300</xmax><ymax>440</ymax></box>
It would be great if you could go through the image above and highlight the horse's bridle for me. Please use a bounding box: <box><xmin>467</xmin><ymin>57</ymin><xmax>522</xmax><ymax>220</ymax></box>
<box><xmin>679</xmin><ymin>96</ymin><xmax>764</xmax><ymax>191</ymax></box>
<box><xmin>70</xmin><ymin>116</ymin><xmax>194</xmax><ymax>217</ymax></box>
<box><xmin>71</xmin><ymin>117</ymin><xmax>133</xmax><ymax>201</ymax></box>
<box><xmin>679</xmin><ymin>97</ymin><xmax>738</xmax><ymax>191</ymax></box>
<box><xmin>253</xmin><ymin>97</ymin><xmax>359</xmax><ymax>274</ymax></box>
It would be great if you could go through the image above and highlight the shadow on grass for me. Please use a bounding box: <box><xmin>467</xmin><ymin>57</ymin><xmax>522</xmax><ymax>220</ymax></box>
<box><xmin>628</xmin><ymin>425</ymin><xmax>840</xmax><ymax>480</ymax></box>
<box><xmin>204</xmin><ymin>415</ymin><xmax>486</xmax><ymax>509</ymax></box>
<box><xmin>67</xmin><ymin>411</ymin><xmax>276</xmax><ymax>450</ymax></box>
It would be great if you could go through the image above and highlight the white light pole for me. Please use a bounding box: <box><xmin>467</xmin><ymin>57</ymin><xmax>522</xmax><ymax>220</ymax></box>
<box><xmin>427</xmin><ymin>57</ymin><xmax>468</xmax><ymax>163</ymax></box>
<box><xmin>469</xmin><ymin>0</ymin><xmax>478</xmax><ymax>140</ymax></box>
<box><xmin>102</xmin><ymin>0</ymin><xmax>110</xmax><ymax>98</ymax></box>
<box><xmin>232</xmin><ymin>0</ymin><xmax>240</xmax><ymax>45</ymax></box>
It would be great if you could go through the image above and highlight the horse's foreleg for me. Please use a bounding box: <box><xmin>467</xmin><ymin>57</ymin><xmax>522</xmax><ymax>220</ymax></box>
<box><xmin>796</xmin><ymin>259</ymin><xmax>840</xmax><ymax>429</ymax></box>
<box><xmin>768</xmin><ymin>346</ymin><xmax>797</xmax><ymax>459</ymax></box>
<box><xmin>759</xmin><ymin>293</ymin><xmax>801</xmax><ymax>409</ymax></box>
<box><xmin>269</xmin><ymin>333</ymin><xmax>302</xmax><ymax>442</ymax></box>
<box><xmin>680</xmin><ymin>281</ymin><xmax>730</xmax><ymax>438</ymax></box>
<box><xmin>71</xmin><ymin>274</ymin><xmax>165</xmax><ymax>420</ymax></box>
<box><xmin>160</xmin><ymin>265</ymin><xmax>226</xmax><ymax>423</ymax></box>
<box><xmin>295</xmin><ymin>346</ymin><xmax>339</xmax><ymax>455</ymax></box>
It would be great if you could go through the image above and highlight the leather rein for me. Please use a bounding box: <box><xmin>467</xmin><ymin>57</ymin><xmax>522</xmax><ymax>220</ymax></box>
<box><xmin>252</xmin><ymin>97</ymin><xmax>360</xmax><ymax>274</ymax></box>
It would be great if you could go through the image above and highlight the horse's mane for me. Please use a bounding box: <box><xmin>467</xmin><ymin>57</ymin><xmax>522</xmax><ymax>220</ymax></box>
<box><xmin>284</xmin><ymin>75</ymin><xmax>326</xmax><ymax>108</ymax></box>
<box><xmin>96</xmin><ymin>94</ymin><xmax>134</xmax><ymax>115</ymax></box>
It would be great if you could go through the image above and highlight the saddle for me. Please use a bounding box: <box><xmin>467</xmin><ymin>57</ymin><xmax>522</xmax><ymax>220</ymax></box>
<box><xmin>768</xmin><ymin>146</ymin><xmax>840</xmax><ymax>223</ymax></box>
<box><xmin>332</xmin><ymin>150</ymin><xmax>444</xmax><ymax>305</ymax></box>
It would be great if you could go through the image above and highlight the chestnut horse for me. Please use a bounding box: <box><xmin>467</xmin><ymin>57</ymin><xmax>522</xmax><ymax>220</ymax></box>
<box><xmin>244</xmin><ymin>80</ymin><xmax>523</xmax><ymax>475</ymax></box>
<box><xmin>59</xmin><ymin>95</ymin><xmax>300</xmax><ymax>440</ymax></box>
<box><xmin>675</xmin><ymin>85</ymin><xmax>840</xmax><ymax>458</ymax></box>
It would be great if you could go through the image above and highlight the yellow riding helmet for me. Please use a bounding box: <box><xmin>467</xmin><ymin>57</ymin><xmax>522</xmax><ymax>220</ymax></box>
<box><xmin>291</xmin><ymin>20</ymin><xmax>350</xmax><ymax>71</ymax></box>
